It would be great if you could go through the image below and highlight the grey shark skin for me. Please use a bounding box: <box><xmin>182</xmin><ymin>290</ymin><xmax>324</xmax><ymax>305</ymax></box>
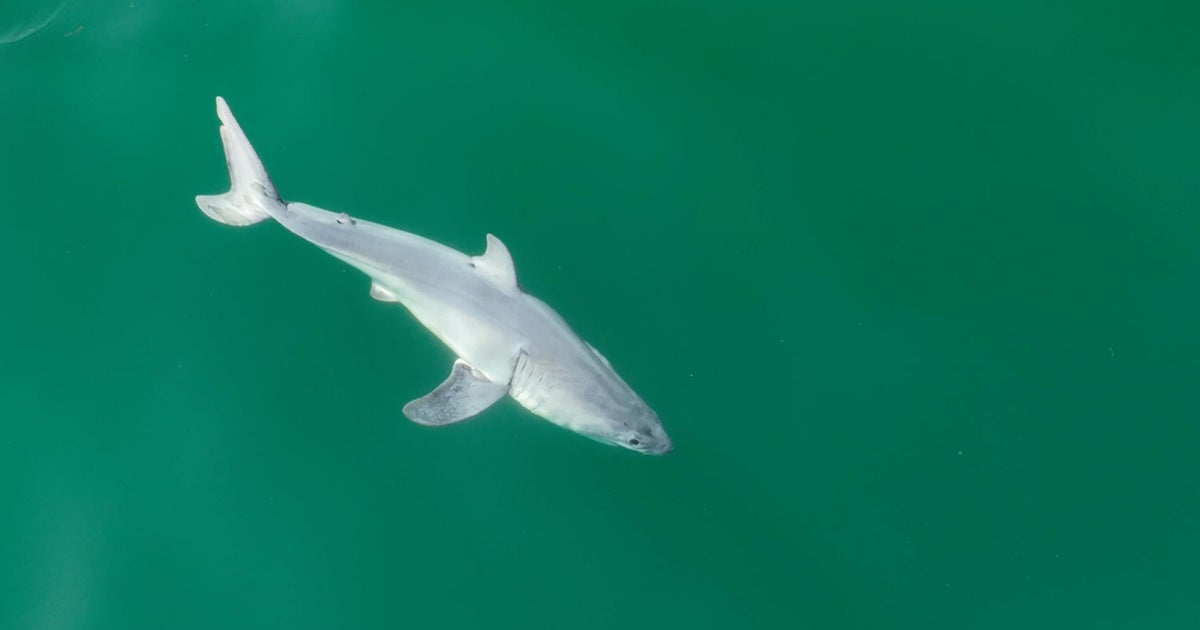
<box><xmin>196</xmin><ymin>97</ymin><xmax>671</xmax><ymax>455</ymax></box>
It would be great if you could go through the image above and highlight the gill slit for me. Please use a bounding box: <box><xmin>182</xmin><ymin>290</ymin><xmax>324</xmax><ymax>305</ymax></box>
<box><xmin>510</xmin><ymin>350</ymin><xmax>550</xmax><ymax>411</ymax></box>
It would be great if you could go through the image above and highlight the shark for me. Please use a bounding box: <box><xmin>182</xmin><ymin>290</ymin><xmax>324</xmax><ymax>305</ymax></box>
<box><xmin>196</xmin><ymin>97</ymin><xmax>672</xmax><ymax>455</ymax></box>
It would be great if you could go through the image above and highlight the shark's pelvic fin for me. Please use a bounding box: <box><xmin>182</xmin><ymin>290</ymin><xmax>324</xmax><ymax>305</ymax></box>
<box><xmin>195</xmin><ymin>96</ymin><xmax>284</xmax><ymax>226</ymax></box>
<box><xmin>585</xmin><ymin>341</ymin><xmax>613</xmax><ymax>369</ymax></box>
<box><xmin>472</xmin><ymin>234</ymin><xmax>518</xmax><ymax>289</ymax></box>
<box><xmin>369</xmin><ymin>281</ymin><xmax>400</xmax><ymax>302</ymax></box>
<box><xmin>402</xmin><ymin>359</ymin><xmax>508</xmax><ymax>426</ymax></box>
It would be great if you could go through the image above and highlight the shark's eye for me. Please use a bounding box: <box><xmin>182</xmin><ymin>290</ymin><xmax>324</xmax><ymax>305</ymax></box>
<box><xmin>629</xmin><ymin>438</ymin><xmax>641</xmax><ymax>446</ymax></box>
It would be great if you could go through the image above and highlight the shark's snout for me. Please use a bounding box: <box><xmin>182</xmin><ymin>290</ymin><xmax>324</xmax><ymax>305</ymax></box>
<box><xmin>650</xmin><ymin>429</ymin><xmax>674</xmax><ymax>455</ymax></box>
<box><xmin>623</xmin><ymin>417</ymin><xmax>672</xmax><ymax>455</ymax></box>
<box><xmin>646</xmin><ymin>435</ymin><xmax>673</xmax><ymax>455</ymax></box>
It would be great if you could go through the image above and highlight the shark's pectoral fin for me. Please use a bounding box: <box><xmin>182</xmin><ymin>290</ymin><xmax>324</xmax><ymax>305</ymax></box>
<box><xmin>402</xmin><ymin>359</ymin><xmax>508</xmax><ymax>426</ymax></box>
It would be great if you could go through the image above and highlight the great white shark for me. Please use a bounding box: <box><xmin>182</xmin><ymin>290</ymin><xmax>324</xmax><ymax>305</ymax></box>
<box><xmin>196</xmin><ymin>97</ymin><xmax>672</xmax><ymax>455</ymax></box>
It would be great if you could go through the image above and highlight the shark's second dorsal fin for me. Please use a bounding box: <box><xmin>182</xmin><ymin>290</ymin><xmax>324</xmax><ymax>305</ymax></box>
<box><xmin>472</xmin><ymin>234</ymin><xmax>518</xmax><ymax>289</ymax></box>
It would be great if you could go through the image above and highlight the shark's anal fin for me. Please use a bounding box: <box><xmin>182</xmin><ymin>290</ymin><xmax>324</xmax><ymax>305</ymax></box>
<box><xmin>402</xmin><ymin>359</ymin><xmax>507</xmax><ymax>426</ymax></box>
<box><xmin>471</xmin><ymin>234</ymin><xmax>518</xmax><ymax>289</ymax></box>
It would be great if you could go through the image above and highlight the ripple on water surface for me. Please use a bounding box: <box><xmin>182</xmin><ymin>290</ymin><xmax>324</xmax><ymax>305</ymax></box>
<box><xmin>0</xmin><ymin>0</ymin><xmax>72</xmax><ymax>46</ymax></box>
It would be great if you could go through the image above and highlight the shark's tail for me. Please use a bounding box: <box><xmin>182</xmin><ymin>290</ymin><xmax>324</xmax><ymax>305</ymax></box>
<box><xmin>195</xmin><ymin>96</ymin><xmax>285</xmax><ymax>226</ymax></box>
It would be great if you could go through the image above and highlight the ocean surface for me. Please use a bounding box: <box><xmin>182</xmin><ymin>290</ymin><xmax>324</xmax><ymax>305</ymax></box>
<box><xmin>2</xmin><ymin>1</ymin><xmax>1198</xmax><ymax>628</ymax></box>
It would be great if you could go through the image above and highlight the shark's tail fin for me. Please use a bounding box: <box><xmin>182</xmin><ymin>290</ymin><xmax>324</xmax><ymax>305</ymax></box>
<box><xmin>195</xmin><ymin>96</ymin><xmax>284</xmax><ymax>226</ymax></box>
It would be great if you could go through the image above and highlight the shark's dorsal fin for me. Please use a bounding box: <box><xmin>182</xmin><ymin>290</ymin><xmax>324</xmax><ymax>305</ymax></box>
<box><xmin>472</xmin><ymin>234</ymin><xmax>518</xmax><ymax>289</ymax></box>
<box><xmin>403</xmin><ymin>359</ymin><xmax>508</xmax><ymax>426</ymax></box>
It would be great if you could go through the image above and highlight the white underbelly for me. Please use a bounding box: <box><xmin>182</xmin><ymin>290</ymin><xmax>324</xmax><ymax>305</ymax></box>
<box><xmin>395</xmin><ymin>287</ymin><xmax>523</xmax><ymax>384</ymax></box>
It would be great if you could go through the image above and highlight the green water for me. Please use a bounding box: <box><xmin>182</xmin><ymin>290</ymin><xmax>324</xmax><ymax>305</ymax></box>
<box><xmin>2</xmin><ymin>1</ymin><xmax>1198</xmax><ymax>628</ymax></box>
